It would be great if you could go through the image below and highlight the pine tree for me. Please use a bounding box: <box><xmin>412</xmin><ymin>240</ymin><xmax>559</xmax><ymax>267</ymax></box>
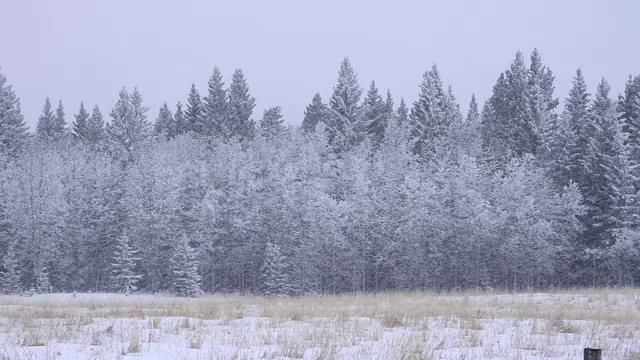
<box><xmin>154</xmin><ymin>102</ymin><xmax>175</xmax><ymax>139</ymax></box>
<box><xmin>106</xmin><ymin>87</ymin><xmax>151</xmax><ymax>155</ymax></box>
<box><xmin>185</xmin><ymin>84</ymin><xmax>204</xmax><ymax>135</ymax></box>
<box><xmin>261</xmin><ymin>242</ymin><xmax>290</xmax><ymax>296</ymax></box>
<box><xmin>228</xmin><ymin>69</ymin><xmax>256</xmax><ymax>141</ymax></box>
<box><xmin>173</xmin><ymin>102</ymin><xmax>186</xmax><ymax>136</ymax></box>
<box><xmin>302</xmin><ymin>93</ymin><xmax>328</xmax><ymax>133</ymax></box>
<box><xmin>36</xmin><ymin>97</ymin><xmax>56</xmax><ymax>140</ymax></box>
<box><xmin>111</xmin><ymin>235</ymin><xmax>142</xmax><ymax>294</ymax></box>
<box><xmin>0</xmin><ymin>68</ymin><xmax>28</xmax><ymax>158</ymax></box>
<box><xmin>327</xmin><ymin>58</ymin><xmax>367</xmax><ymax>149</ymax></box>
<box><xmin>260</xmin><ymin>106</ymin><xmax>285</xmax><ymax>139</ymax></box>
<box><xmin>396</xmin><ymin>97</ymin><xmax>409</xmax><ymax>127</ymax></box>
<box><xmin>203</xmin><ymin>67</ymin><xmax>229</xmax><ymax>138</ymax></box>
<box><xmin>1</xmin><ymin>239</ymin><xmax>21</xmax><ymax>294</ymax></box>
<box><xmin>170</xmin><ymin>236</ymin><xmax>202</xmax><ymax>297</ymax></box>
<box><xmin>364</xmin><ymin>81</ymin><xmax>386</xmax><ymax>146</ymax></box>
<box><xmin>72</xmin><ymin>102</ymin><xmax>90</xmax><ymax>140</ymax></box>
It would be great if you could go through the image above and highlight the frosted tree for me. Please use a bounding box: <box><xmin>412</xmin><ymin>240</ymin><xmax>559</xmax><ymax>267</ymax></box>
<box><xmin>34</xmin><ymin>258</ymin><xmax>51</xmax><ymax>293</ymax></box>
<box><xmin>327</xmin><ymin>57</ymin><xmax>367</xmax><ymax>149</ymax></box>
<box><xmin>302</xmin><ymin>93</ymin><xmax>328</xmax><ymax>133</ymax></box>
<box><xmin>0</xmin><ymin>68</ymin><xmax>28</xmax><ymax>158</ymax></box>
<box><xmin>173</xmin><ymin>102</ymin><xmax>186</xmax><ymax>136</ymax></box>
<box><xmin>72</xmin><ymin>102</ymin><xmax>90</xmax><ymax>140</ymax></box>
<box><xmin>203</xmin><ymin>67</ymin><xmax>229</xmax><ymax>138</ymax></box>
<box><xmin>409</xmin><ymin>64</ymin><xmax>449</xmax><ymax>155</ymax></box>
<box><xmin>396</xmin><ymin>97</ymin><xmax>409</xmax><ymax>127</ymax></box>
<box><xmin>619</xmin><ymin>75</ymin><xmax>640</xmax><ymax>214</ymax></box>
<box><xmin>261</xmin><ymin>242</ymin><xmax>290</xmax><ymax>296</ymax></box>
<box><xmin>228</xmin><ymin>69</ymin><xmax>256</xmax><ymax>140</ymax></box>
<box><xmin>1</xmin><ymin>239</ymin><xmax>21</xmax><ymax>294</ymax></box>
<box><xmin>564</xmin><ymin>69</ymin><xmax>594</xmax><ymax>189</ymax></box>
<box><xmin>106</xmin><ymin>87</ymin><xmax>151</xmax><ymax>156</ymax></box>
<box><xmin>53</xmin><ymin>100</ymin><xmax>67</xmax><ymax>138</ymax></box>
<box><xmin>170</xmin><ymin>236</ymin><xmax>202</xmax><ymax>297</ymax></box>
<box><xmin>36</xmin><ymin>98</ymin><xmax>56</xmax><ymax>140</ymax></box>
<box><xmin>154</xmin><ymin>102</ymin><xmax>175</xmax><ymax>139</ymax></box>
<box><xmin>111</xmin><ymin>235</ymin><xmax>142</xmax><ymax>294</ymax></box>
<box><xmin>364</xmin><ymin>80</ymin><xmax>386</xmax><ymax>146</ymax></box>
<box><xmin>260</xmin><ymin>106</ymin><xmax>285</xmax><ymax>139</ymax></box>
<box><xmin>185</xmin><ymin>84</ymin><xmax>205</xmax><ymax>135</ymax></box>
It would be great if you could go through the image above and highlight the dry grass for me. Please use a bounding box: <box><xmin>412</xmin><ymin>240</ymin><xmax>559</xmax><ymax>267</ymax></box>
<box><xmin>0</xmin><ymin>288</ymin><xmax>637</xmax><ymax>359</ymax></box>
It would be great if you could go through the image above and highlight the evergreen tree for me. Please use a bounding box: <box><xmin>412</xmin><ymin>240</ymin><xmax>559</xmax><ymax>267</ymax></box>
<box><xmin>84</xmin><ymin>105</ymin><xmax>105</xmax><ymax>144</ymax></box>
<box><xmin>53</xmin><ymin>100</ymin><xmax>67</xmax><ymax>139</ymax></box>
<box><xmin>588</xmin><ymin>79</ymin><xmax>627</xmax><ymax>246</ymax></box>
<box><xmin>565</xmin><ymin>69</ymin><xmax>594</xmax><ymax>189</ymax></box>
<box><xmin>228</xmin><ymin>69</ymin><xmax>256</xmax><ymax>140</ymax></box>
<box><xmin>106</xmin><ymin>87</ymin><xmax>151</xmax><ymax>155</ymax></box>
<box><xmin>170</xmin><ymin>236</ymin><xmax>202</xmax><ymax>297</ymax></box>
<box><xmin>72</xmin><ymin>102</ymin><xmax>90</xmax><ymax>140</ymax></box>
<box><xmin>364</xmin><ymin>81</ymin><xmax>386</xmax><ymax>146</ymax></box>
<box><xmin>261</xmin><ymin>242</ymin><xmax>290</xmax><ymax>296</ymax></box>
<box><xmin>173</xmin><ymin>102</ymin><xmax>186</xmax><ymax>136</ymax></box>
<box><xmin>1</xmin><ymin>239</ymin><xmax>21</xmax><ymax>294</ymax></box>
<box><xmin>36</xmin><ymin>97</ymin><xmax>56</xmax><ymax>140</ymax></box>
<box><xmin>0</xmin><ymin>68</ymin><xmax>28</xmax><ymax>158</ymax></box>
<box><xmin>154</xmin><ymin>102</ymin><xmax>175</xmax><ymax>139</ymax></box>
<box><xmin>111</xmin><ymin>235</ymin><xmax>142</xmax><ymax>294</ymax></box>
<box><xmin>302</xmin><ymin>93</ymin><xmax>328</xmax><ymax>133</ymax></box>
<box><xmin>327</xmin><ymin>58</ymin><xmax>367</xmax><ymax>148</ymax></box>
<box><xmin>260</xmin><ymin>106</ymin><xmax>285</xmax><ymax>139</ymax></box>
<box><xmin>185</xmin><ymin>84</ymin><xmax>204</xmax><ymax>135</ymax></box>
<box><xmin>34</xmin><ymin>258</ymin><xmax>50</xmax><ymax>293</ymax></box>
<box><xmin>396</xmin><ymin>97</ymin><xmax>409</xmax><ymax>127</ymax></box>
<box><xmin>619</xmin><ymin>75</ymin><xmax>640</xmax><ymax>203</ymax></box>
<box><xmin>203</xmin><ymin>67</ymin><xmax>229</xmax><ymax>138</ymax></box>
<box><xmin>409</xmin><ymin>64</ymin><xmax>450</xmax><ymax>155</ymax></box>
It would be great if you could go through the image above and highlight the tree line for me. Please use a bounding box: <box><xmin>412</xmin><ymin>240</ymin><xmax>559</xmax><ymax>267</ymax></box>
<box><xmin>0</xmin><ymin>49</ymin><xmax>639</xmax><ymax>296</ymax></box>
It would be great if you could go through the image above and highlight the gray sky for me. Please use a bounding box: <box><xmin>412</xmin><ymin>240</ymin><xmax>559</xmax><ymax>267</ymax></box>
<box><xmin>4</xmin><ymin>0</ymin><xmax>639</xmax><ymax>129</ymax></box>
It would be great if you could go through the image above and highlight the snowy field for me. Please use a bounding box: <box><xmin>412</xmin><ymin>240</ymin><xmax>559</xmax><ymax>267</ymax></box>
<box><xmin>0</xmin><ymin>290</ymin><xmax>638</xmax><ymax>359</ymax></box>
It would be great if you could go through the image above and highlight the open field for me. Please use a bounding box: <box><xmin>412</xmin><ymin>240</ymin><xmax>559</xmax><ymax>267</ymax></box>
<box><xmin>0</xmin><ymin>289</ymin><xmax>638</xmax><ymax>359</ymax></box>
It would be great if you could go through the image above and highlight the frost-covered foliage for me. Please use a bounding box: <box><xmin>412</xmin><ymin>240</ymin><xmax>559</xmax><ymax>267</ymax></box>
<box><xmin>111</xmin><ymin>235</ymin><xmax>142</xmax><ymax>294</ymax></box>
<box><xmin>0</xmin><ymin>52</ymin><xmax>638</xmax><ymax>295</ymax></box>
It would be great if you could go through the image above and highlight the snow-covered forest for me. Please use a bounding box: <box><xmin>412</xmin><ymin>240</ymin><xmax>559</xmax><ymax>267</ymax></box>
<box><xmin>0</xmin><ymin>49</ymin><xmax>639</xmax><ymax>296</ymax></box>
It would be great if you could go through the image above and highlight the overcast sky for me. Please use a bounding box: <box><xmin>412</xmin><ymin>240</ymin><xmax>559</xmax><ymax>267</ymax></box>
<box><xmin>4</xmin><ymin>0</ymin><xmax>639</xmax><ymax>129</ymax></box>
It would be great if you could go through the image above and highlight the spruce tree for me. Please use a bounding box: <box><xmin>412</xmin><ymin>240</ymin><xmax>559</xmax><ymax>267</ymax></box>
<box><xmin>327</xmin><ymin>58</ymin><xmax>367</xmax><ymax>149</ymax></box>
<box><xmin>565</xmin><ymin>69</ymin><xmax>594</xmax><ymax>189</ymax></box>
<box><xmin>619</xmin><ymin>75</ymin><xmax>640</xmax><ymax>203</ymax></box>
<box><xmin>36</xmin><ymin>98</ymin><xmax>56</xmax><ymax>140</ymax></box>
<box><xmin>111</xmin><ymin>235</ymin><xmax>142</xmax><ymax>294</ymax></box>
<box><xmin>302</xmin><ymin>93</ymin><xmax>328</xmax><ymax>133</ymax></box>
<box><xmin>260</xmin><ymin>106</ymin><xmax>285</xmax><ymax>139</ymax></box>
<box><xmin>261</xmin><ymin>242</ymin><xmax>290</xmax><ymax>296</ymax></box>
<box><xmin>0</xmin><ymin>68</ymin><xmax>28</xmax><ymax>158</ymax></box>
<box><xmin>1</xmin><ymin>239</ymin><xmax>21</xmax><ymax>294</ymax></box>
<box><xmin>173</xmin><ymin>102</ymin><xmax>187</xmax><ymax>136</ymax></box>
<box><xmin>185</xmin><ymin>84</ymin><xmax>204</xmax><ymax>135</ymax></box>
<box><xmin>228</xmin><ymin>69</ymin><xmax>256</xmax><ymax>141</ymax></box>
<box><xmin>170</xmin><ymin>236</ymin><xmax>202</xmax><ymax>297</ymax></box>
<box><xmin>34</xmin><ymin>259</ymin><xmax>50</xmax><ymax>293</ymax></box>
<box><xmin>72</xmin><ymin>102</ymin><xmax>90</xmax><ymax>140</ymax></box>
<box><xmin>396</xmin><ymin>98</ymin><xmax>409</xmax><ymax>127</ymax></box>
<box><xmin>53</xmin><ymin>100</ymin><xmax>67</xmax><ymax>139</ymax></box>
<box><xmin>84</xmin><ymin>105</ymin><xmax>105</xmax><ymax>144</ymax></box>
<box><xmin>203</xmin><ymin>67</ymin><xmax>229</xmax><ymax>138</ymax></box>
<box><xmin>363</xmin><ymin>81</ymin><xmax>386</xmax><ymax>146</ymax></box>
<box><xmin>154</xmin><ymin>102</ymin><xmax>175</xmax><ymax>139</ymax></box>
<box><xmin>588</xmin><ymin>78</ymin><xmax>627</xmax><ymax>246</ymax></box>
<box><xmin>106</xmin><ymin>87</ymin><xmax>151</xmax><ymax>155</ymax></box>
<box><xmin>409</xmin><ymin>64</ymin><xmax>450</xmax><ymax>155</ymax></box>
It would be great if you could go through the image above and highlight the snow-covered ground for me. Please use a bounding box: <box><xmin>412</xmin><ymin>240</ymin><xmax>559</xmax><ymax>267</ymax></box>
<box><xmin>0</xmin><ymin>290</ymin><xmax>638</xmax><ymax>359</ymax></box>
